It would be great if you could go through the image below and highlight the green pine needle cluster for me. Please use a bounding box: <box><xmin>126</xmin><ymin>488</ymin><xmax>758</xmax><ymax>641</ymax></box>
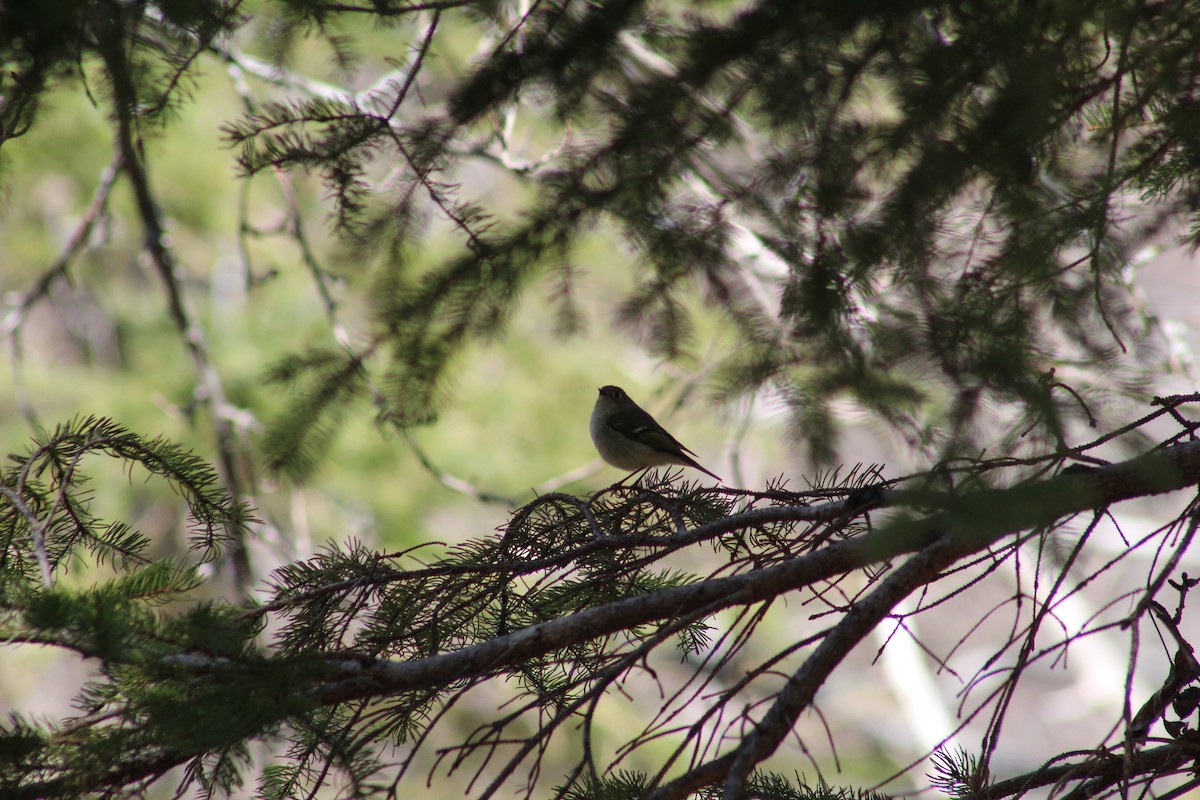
<box><xmin>1</xmin><ymin>439</ymin><xmax>863</xmax><ymax>798</ymax></box>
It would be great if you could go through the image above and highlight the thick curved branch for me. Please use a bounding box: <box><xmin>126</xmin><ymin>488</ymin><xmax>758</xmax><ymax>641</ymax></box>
<box><xmin>314</xmin><ymin>440</ymin><xmax>1200</xmax><ymax>706</ymax></box>
<box><xmin>15</xmin><ymin>440</ymin><xmax>1200</xmax><ymax>799</ymax></box>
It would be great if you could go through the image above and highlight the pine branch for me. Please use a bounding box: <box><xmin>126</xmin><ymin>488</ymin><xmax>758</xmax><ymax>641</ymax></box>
<box><xmin>6</xmin><ymin>426</ymin><xmax>1200</xmax><ymax>797</ymax></box>
<box><xmin>306</xmin><ymin>440</ymin><xmax>1200</xmax><ymax>706</ymax></box>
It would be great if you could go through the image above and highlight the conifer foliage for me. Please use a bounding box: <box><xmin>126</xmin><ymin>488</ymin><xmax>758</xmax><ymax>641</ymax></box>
<box><xmin>5</xmin><ymin>0</ymin><xmax>1200</xmax><ymax>799</ymax></box>
<box><xmin>5</xmin><ymin>405</ymin><xmax>1200</xmax><ymax>798</ymax></box>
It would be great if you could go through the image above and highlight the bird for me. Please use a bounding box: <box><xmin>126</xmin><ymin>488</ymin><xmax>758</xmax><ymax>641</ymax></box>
<box><xmin>589</xmin><ymin>385</ymin><xmax>721</xmax><ymax>483</ymax></box>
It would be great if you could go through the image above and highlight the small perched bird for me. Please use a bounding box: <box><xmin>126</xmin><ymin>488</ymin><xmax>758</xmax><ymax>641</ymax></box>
<box><xmin>590</xmin><ymin>385</ymin><xmax>721</xmax><ymax>483</ymax></box>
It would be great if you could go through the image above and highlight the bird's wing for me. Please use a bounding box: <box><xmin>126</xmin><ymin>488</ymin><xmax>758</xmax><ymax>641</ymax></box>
<box><xmin>608</xmin><ymin>403</ymin><xmax>721</xmax><ymax>482</ymax></box>
<box><xmin>606</xmin><ymin>406</ymin><xmax>696</xmax><ymax>456</ymax></box>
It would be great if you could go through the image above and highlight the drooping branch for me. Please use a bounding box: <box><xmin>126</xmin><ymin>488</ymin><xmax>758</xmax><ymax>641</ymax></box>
<box><xmin>92</xmin><ymin>5</ymin><xmax>254</xmax><ymax>595</ymax></box>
